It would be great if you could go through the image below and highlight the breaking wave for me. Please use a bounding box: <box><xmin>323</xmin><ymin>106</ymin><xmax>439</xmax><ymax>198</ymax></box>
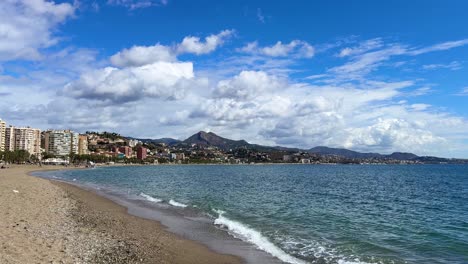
<box><xmin>213</xmin><ymin>210</ymin><xmax>307</xmax><ymax>264</ymax></box>
<box><xmin>140</xmin><ymin>193</ymin><xmax>162</xmax><ymax>203</ymax></box>
<box><xmin>169</xmin><ymin>199</ymin><xmax>188</xmax><ymax>208</ymax></box>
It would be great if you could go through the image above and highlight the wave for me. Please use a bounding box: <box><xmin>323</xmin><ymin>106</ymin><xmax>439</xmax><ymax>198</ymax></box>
<box><xmin>139</xmin><ymin>193</ymin><xmax>162</xmax><ymax>203</ymax></box>
<box><xmin>213</xmin><ymin>210</ymin><xmax>307</xmax><ymax>264</ymax></box>
<box><xmin>169</xmin><ymin>199</ymin><xmax>188</xmax><ymax>208</ymax></box>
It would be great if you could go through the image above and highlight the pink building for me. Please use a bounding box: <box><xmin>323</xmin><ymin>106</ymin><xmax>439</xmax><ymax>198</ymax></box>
<box><xmin>118</xmin><ymin>146</ymin><xmax>132</xmax><ymax>158</ymax></box>
<box><xmin>137</xmin><ymin>147</ymin><xmax>147</xmax><ymax>160</ymax></box>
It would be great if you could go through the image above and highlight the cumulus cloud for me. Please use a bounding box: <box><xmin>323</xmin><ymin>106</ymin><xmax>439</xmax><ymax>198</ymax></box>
<box><xmin>110</xmin><ymin>44</ymin><xmax>176</xmax><ymax>67</ymax></box>
<box><xmin>177</xmin><ymin>30</ymin><xmax>234</xmax><ymax>55</ymax></box>
<box><xmin>184</xmin><ymin>70</ymin><xmax>468</xmax><ymax>156</ymax></box>
<box><xmin>108</xmin><ymin>30</ymin><xmax>233</xmax><ymax>68</ymax></box>
<box><xmin>63</xmin><ymin>62</ymin><xmax>194</xmax><ymax>103</ymax></box>
<box><xmin>344</xmin><ymin>118</ymin><xmax>446</xmax><ymax>152</ymax></box>
<box><xmin>214</xmin><ymin>71</ymin><xmax>285</xmax><ymax>99</ymax></box>
<box><xmin>239</xmin><ymin>40</ymin><xmax>314</xmax><ymax>58</ymax></box>
<box><xmin>0</xmin><ymin>0</ymin><xmax>75</xmax><ymax>61</ymax></box>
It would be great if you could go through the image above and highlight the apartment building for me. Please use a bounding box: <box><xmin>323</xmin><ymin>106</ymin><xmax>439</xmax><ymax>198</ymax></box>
<box><xmin>0</xmin><ymin>119</ymin><xmax>5</xmax><ymax>152</ymax></box>
<box><xmin>44</xmin><ymin>130</ymin><xmax>79</xmax><ymax>156</ymax></box>
<box><xmin>78</xmin><ymin>135</ymin><xmax>89</xmax><ymax>155</ymax></box>
<box><xmin>2</xmin><ymin>125</ymin><xmax>41</xmax><ymax>156</ymax></box>
<box><xmin>137</xmin><ymin>147</ymin><xmax>147</xmax><ymax>160</ymax></box>
<box><xmin>4</xmin><ymin>126</ymin><xmax>14</xmax><ymax>151</ymax></box>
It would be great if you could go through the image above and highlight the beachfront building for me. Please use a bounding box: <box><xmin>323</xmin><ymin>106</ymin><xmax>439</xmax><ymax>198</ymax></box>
<box><xmin>78</xmin><ymin>135</ymin><xmax>89</xmax><ymax>155</ymax></box>
<box><xmin>3</xmin><ymin>126</ymin><xmax>41</xmax><ymax>156</ymax></box>
<box><xmin>137</xmin><ymin>147</ymin><xmax>147</xmax><ymax>160</ymax></box>
<box><xmin>44</xmin><ymin>130</ymin><xmax>79</xmax><ymax>157</ymax></box>
<box><xmin>0</xmin><ymin>119</ymin><xmax>5</xmax><ymax>151</ymax></box>
<box><xmin>4</xmin><ymin>126</ymin><xmax>14</xmax><ymax>151</ymax></box>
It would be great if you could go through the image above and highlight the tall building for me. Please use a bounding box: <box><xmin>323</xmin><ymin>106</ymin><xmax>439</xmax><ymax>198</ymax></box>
<box><xmin>78</xmin><ymin>135</ymin><xmax>89</xmax><ymax>155</ymax></box>
<box><xmin>4</xmin><ymin>126</ymin><xmax>14</xmax><ymax>151</ymax></box>
<box><xmin>137</xmin><ymin>147</ymin><xmax>147</xmax><ymax>160</ymax></box>
<box><xmin>0</xmin><ymin>119</ymin><xmax>6</xmax><ymax>152</ymax></box>
<box><xmin>3</xmin><ymin>126</ymin><xmax>41</xmax><ymax>156</ymax></box>
<box><xmin>44</xmin><ymin>130</ymin><xmax>79</xmax><ymax>156</ymax></box>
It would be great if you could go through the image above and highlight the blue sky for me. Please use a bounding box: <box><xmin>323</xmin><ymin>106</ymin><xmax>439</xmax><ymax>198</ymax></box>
<box><xmin>1</xmin><ymin>0</ymin><xmax>468</xmax><ymax>157</ymax></box>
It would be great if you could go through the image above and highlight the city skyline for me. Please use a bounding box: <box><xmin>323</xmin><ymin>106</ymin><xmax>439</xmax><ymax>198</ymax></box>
<box><xmin>1</xmin><ymin>1</ymin><xmax>468</xmax><ymax>158</ymax></box>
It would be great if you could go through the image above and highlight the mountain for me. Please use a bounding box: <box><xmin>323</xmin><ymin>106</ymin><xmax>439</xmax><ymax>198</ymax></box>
<box><xmin>182</xmin><ymin>131</ymin><xmax>251</xmax><ymax>150</ymax></box>
<box><xmin>131</xmin><ymin>131</ymin><xmax>463</xmax><ymax>162</ymax></box>
<box><xmin>309</xmin><ymin>147</ymin><xmax>420</xmax><ymax>160</ymax></box>
<box><xmin>387</xmin><ymin>152</ymin><xmax>418</xmax><ymax>160</ymax></box>
<box><xmin>309</xmin><ymin>146</ymin><xmax>384</xmax><ymax>159</ymax></box>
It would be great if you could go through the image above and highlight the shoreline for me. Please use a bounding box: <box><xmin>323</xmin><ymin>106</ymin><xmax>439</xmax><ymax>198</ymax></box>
<box><xmin>32</xmin><ymin>166</ymin><xmax>286</xmax><ymax>264</ymax></box>
<box><xmin>0</xmin><ymin>165</ymin><xmax>243</xmax><ymax>264</ymax></box>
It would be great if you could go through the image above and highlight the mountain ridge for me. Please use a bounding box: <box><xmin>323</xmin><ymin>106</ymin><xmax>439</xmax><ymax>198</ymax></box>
<box><xmin>131</xmin><ymin>131</ymin><xmax>465</xmax><ymax>161</ymax></box>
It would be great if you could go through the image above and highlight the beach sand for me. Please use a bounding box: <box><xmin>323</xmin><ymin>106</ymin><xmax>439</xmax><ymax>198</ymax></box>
<box><xmin>0</xmin><ymin>165</ymin><xmax>242</xmax><ymax>264</ymax></box>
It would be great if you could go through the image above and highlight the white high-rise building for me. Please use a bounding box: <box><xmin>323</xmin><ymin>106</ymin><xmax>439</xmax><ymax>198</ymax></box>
<box><xmin>0</xmin><ymin>119</ymin><xmax>6</xmax><ymax>152</ymax></box>
<box><xmin>44</xmin><ymin>130</ymin><xmax>79</xmax><ymax>156</ymax></box>
<box><xmin>4</xmin><ymin>126</ymin><xmax>14</xmax><ymax>151</ymax></box>
<box><xmin>3</xmin><ymin>126</ymin><xmax>41</xmax><ymax>156</ymax></box>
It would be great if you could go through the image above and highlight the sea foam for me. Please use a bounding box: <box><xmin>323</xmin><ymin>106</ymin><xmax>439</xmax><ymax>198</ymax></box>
<box><xmin>169</xmin><ymin>199</ymin><xmax>188</xmax><ymax>208</ymax></box>
<box><xmin>213</xmin><ymin>210</ymin><xmax>307</xmax><ymax>264</ymax></box>
<box><xmin>140</xmin><ymin>193</ymin><xmax>162</xmax><ymax>203</ymax></box>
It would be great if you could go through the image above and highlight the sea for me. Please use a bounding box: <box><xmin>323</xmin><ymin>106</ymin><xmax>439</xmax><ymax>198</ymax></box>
<box><xmin>33</xmin><ymin>164</ymin><xmax>468</xmax><ymax>264</ymax></box>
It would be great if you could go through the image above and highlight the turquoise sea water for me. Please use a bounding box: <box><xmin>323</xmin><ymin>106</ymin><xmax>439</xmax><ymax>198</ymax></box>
<box><xmin>36</xmin><ymin>165</ymin><xmax>468</xmax><ymax>264</ymax></box>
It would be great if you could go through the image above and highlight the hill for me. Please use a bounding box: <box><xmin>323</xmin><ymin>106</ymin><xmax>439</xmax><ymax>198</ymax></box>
<box><xmin>309</xmin><ymin>146</ymin><xmax>384</xmax><ymax>159</ymax></box>
<box><xmin>182</xmin><ymin>131</ymin><xmax>251</xmax><ymax>150</ymax></box>
<box><xmin>308</xmin><ymin>146</ymin><xmax>421</xmax><ymax>160</ymax></box>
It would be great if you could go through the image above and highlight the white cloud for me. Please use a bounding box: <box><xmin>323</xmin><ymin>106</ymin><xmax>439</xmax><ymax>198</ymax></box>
<box><xmin>239</xmin><ymin>40</ymin><xmax>315</xmax><ymax>58</ymax></box>
<box><xmin>337</xmin><ymin>38</ymin><xmax>383</xmax><ymax>57</ymax></box>
<box><xmin>409</xmin><ymin>103</ymin><xmax>431</xmax><ymax>111</ymax></box>
<box><xmin>107</xmin><ymin>0</ymin><xmax>168</xmax><ymax>9</ymax></box>
<box><xmin>257</xmin><ymin>8</ymin><xmax>265</xmax><ymax>23</ymax></box>
<box><xmin>343</xmin><ymin>118</ymin><xmax>446</xmax><ymax>152</ymax></box>
<box><xmin>331</xmin><ymin>38</ymin><xmax>468</xmax><ymax>80</ymax></box>
<box><xmin>110</xmin><ymin>44</ymin><xmax>176</xmax><ymax>67</ymax></box>
<box><xmin>183</xmin><ymin>71</ymin><xmax>468</xmax><ymax>156</ymax></box>
<box><xmin>409</xmin><ymin>39</ymin><xmax>468</xmax><ymax>55</ymax></box>
<box><xmin>177</xmin><ymin>30</ymin><xmax>234</xmax><ymax>55</ymax></box>
<box><xmin>422</xmin><ymin>61</ymin><xmax>462</xmax><ymax>71</ymax></box>
<box><xmin>330</xmin><ymin>45</ymin><xmax>407</xmax><ymax>77</ymax></box>
<box><xmin>109</xmin><ymin>30</ymin><xmax>234</xmax><ymax>68</ymax></box>
<box><xmin>214</xmin><ymin>71</ymin><xmax>285</xmax><ymax>99</ymax></box>
<box><xmin>0</xmin><ymin>0</ymin><xmax>75</xmax><ymax>61</ymax></box>
<box><xmin>63</xmin><ymin>62</ymin><xmax>195</xmax><ymax>103</ymax></box>
<box><xmin>456</xmin><ymin>87</ymin><xmax>468</xmax><ymax>96</ymax></box>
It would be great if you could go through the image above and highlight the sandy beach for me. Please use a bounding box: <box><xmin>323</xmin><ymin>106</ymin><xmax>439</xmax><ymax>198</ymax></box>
<box><xmin>0</xmin><ymin>165</ymin><xmax>242</xmax><ymax>264</ymax></box>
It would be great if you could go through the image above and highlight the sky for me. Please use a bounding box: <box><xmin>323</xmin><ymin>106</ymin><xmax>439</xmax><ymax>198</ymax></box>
<box><xmin>1</xmin><ymin>0</ymin><xmax>468</xmax><ymax>158</ymax></box>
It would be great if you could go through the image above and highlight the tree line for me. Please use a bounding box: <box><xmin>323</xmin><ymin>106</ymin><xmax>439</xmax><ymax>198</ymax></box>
<box><xmin>0</xmin><ymin>150</ymin><xmax>39</xmax><ymax>164</ymax></box>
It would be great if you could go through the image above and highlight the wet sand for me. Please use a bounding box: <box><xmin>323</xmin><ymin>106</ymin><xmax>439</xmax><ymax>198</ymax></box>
<box><xmin>0</xmin><ymin>165</ymin><xmax>242</xmax><ymax>264</ymax></box>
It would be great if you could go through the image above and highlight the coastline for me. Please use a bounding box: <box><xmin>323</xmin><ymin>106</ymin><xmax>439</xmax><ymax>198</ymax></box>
<box><xmin>0</xmin><ymin>165</ymin><xmax>243</xmax><ymax>264</ymax></box>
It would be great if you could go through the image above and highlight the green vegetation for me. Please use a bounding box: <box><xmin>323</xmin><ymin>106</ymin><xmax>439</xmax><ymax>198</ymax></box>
<box><xmin>85</xmin><ymin>131</ymin><xmax>122</xmax><ymax>140</ymax></box>
<box><xmin>0</xmin><ymin>150</ymin><xmax>32</xmax><ymax>164</ymax></box>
